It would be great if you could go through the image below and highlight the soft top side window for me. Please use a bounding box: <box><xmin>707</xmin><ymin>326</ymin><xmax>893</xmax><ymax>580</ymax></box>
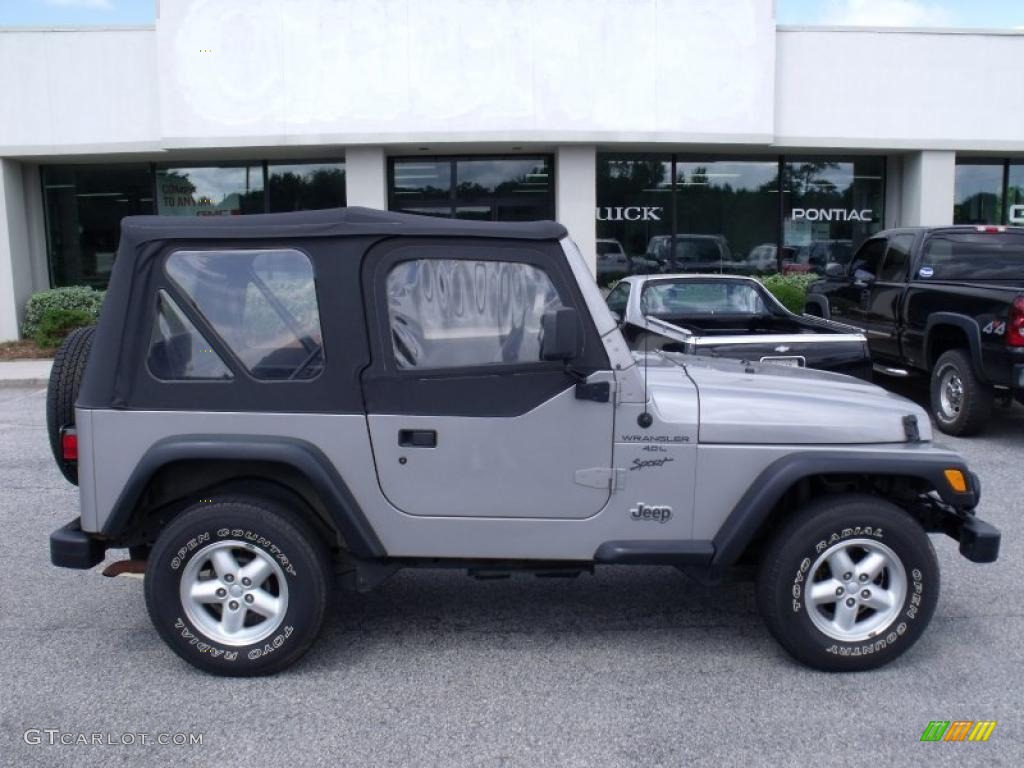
<box><xmin>165</xmin><ymin>249</ymin><xmax>324</xmax><ymax>381</ymax></box>
<box><xmin>387</xmin><ymin>258</ymin><xmax>564</xmax><ymax>370</ymax></box>
<box><xmin>147</xmin><ymin>290</ymin><xmax>232</xmax><ymax>381</ymax></box>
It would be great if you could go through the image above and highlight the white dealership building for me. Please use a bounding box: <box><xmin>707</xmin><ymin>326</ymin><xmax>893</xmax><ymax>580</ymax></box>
<box><xmin>1</xmin><ymin>0</ymin><xmax>1023</xmax><ymax>339</ymax></box>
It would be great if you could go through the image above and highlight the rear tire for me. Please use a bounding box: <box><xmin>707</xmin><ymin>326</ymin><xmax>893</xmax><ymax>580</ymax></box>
<box><xmin>45</xmin><ymin>325</ymin><xmax>95</xmax><ymax>485</ymax></box>
<box><xmin>757</xmin><ymin>494</ymin><xmax>939</xmax><ymax>672</ymax></box>
<box><xmin>930</xmin><ymin>349</ymin><xmax>992</xmax><ymax>436</ymax></box>
<box><xmin>145</xmin><ymin>496</ymin><xmax>332</xmax><ymax>676</ymax></box>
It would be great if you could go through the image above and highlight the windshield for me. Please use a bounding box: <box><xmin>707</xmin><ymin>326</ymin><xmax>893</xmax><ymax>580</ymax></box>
<box><xmin>640</xmin><ymin>281</ymin><xmax>768</xmax><ymax>316</ymax></box>
<box><xmin>920</xmin><ymin>233</ymin><xmax>1024</xmax><ymax>281</ymax></box>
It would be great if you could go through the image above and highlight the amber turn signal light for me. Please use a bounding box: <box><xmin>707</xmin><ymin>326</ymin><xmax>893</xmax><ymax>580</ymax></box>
<box><xmin>944</xmin><ymin>469</ymin><xmax>968</xmax><ymax>493</ymax></box>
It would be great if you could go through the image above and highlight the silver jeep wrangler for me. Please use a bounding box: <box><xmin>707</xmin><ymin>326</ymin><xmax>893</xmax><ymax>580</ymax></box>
<box><xmin>47</xmin><ymin>208</ymin><xmax>1000</xmax><ymax>676</ymax></box>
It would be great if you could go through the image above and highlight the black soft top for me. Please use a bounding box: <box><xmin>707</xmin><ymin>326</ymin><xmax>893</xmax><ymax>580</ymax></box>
<box><xmin>119</xmin><ymin>206</ymin><xmax>567</xmax><ymax>245</ymax></box>
<box><xmin>79</xmin><ymin>207</ymin><xmax>570</xmax><ymax>411</ymax></box>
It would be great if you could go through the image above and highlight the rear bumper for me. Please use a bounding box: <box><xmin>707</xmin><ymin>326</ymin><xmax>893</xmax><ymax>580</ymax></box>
<box><xmin>50</xmin><ymin>518</ymin><xmax>106</xmax><ymax>569</ymax></box>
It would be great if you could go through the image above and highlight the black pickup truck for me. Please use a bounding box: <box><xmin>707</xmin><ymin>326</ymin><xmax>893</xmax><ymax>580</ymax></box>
<box><xmin>805</xmin><ymin>225</ymin><xmax>1024</xmax><ymax>435</ymax></box>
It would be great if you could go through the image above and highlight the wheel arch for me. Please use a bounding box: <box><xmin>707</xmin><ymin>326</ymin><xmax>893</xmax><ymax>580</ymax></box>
<box><xmin>711</xmin><ymin>451</ymin><xmax>977</xmax><ymax>567</ymax></box>
<box><xmin>803</xmin><ymin>293</ymin><xmax>830</xmax><ymax>319</ymax></box>
<box><xmin>925</xmin><ymin>313</ymin><xmax>986</xmax><ymax>380</ymax></box>
<box><xmin>100</xmin><ymin>435</ymin><xmax>385</xmax><ymax>558</ymax></box>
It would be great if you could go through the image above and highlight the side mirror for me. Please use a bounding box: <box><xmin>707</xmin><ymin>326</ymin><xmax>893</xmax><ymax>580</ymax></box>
<box><xmin>853</xmin><ymin>269</ymin><xmax>876</xmax><ymax>287</ymax></box>
<box><xmin>824</xmin><ymin>262</ymin><xmax>846</xmax><ymax>279</ymax></box>
<box><xmin>541</xmin><ymin>308</ymin><xmax>580</xmax><ymax>361</ymax></box>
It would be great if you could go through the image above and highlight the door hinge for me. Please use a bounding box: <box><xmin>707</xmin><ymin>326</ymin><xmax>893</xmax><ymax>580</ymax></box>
<box><xmin>575</xmin><ymin>380</ymin><xmax>612</xmax><ymax>403</ymax></box>
<box><xmin>574</xmin><ymin>467</ymin><xmax>625</xmax><ymax>491</ymax></box>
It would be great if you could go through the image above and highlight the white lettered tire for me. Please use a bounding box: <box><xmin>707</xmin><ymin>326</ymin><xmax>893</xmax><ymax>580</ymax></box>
<box><xmin>144</xmin><ymin>496</ymin><xmax>331</xmax><ymax>676</ymax></box>
<box><xmin>757</xmin><ymin>494</ymin><xmax>939</xmax><ymax>671</ymax></box>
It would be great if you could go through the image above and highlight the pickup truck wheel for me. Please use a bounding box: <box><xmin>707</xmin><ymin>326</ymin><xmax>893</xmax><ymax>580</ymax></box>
<box><xmin>45</xmin><ymin>325</ymin><xmax>95</xmax><ymax>485</ymax></box>
<box><xmin>144</xmin><ymin>497</ymin><xmax>331</xmax><ymax>676</ymax></box>
<box><xmin>757</xmin><ymin>494</ymin><xmax>938</xmax><ymax>671</ymax></box>
<box><xmin>930</xmin><ymin>349</ymin><xmax>993</xmax><ymax>436</ymax></box>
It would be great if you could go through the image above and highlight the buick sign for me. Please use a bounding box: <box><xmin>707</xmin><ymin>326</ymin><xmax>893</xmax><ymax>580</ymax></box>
<box><xmin>596</xmin><ymin>206</ymin><xmax>663</xmax><ymax>222</ymax></box>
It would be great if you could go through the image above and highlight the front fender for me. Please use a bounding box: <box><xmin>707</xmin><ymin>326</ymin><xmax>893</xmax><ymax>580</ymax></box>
<box><xmin>711</xmin><ymin>450</ymin><xmax>979</xmax><ymax>567</ymax></box>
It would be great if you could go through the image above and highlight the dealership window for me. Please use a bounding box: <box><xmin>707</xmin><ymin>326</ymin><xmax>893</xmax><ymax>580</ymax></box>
<box><xmin>1006</xmin><ymin>163</ymin><xmax>1024</xmax><ymax>226</ymax></box>
<box><xmin>389</xmin><ymin>156</ymin><xmax>554</xmax><ymax>222</ymax></box>
<box><xmin>43</xmin><ymin>159</ymin><xmax>345</xmax><ymax>291</ymax></box>
<box><xmin>595</xmin><ymin>155</ymin><xmax>673</xmax><ymax>283</ymax></box>
<box><xmin>156</xmin><ymin>165</ymin><xmax>264</xmax><ymax>217</ymax></box>
<box><xmin>42</xmin><ymin>164</ymin><xmax>155</xmax><ymax>288</ymax></box>
<box><xmin>953</xmin><ymin>160</ymin><xmax>1004</xmax><ymax>225</ymax></box>
<box><xmin>781</xmin><ymin>156</ymin><xmax>885</xmax><ymax>273</ymax></box>
<box><xmin>676</xmin><ymin>158</ymin><xmax>780</xmax><ymax>274</ymax></box>
<box><xmin>595</xmin><ymin>154</ymin><xmax>885</xmax><ymax>287</ymax></box>
<box><xmin>267</xmin><ymin>161</ymin><xmax>346</xmax><ymax>212</ymax></box>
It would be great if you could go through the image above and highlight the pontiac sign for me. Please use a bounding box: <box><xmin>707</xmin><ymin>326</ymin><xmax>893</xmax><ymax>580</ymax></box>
<box><xmin>791</xmin><ymin>208</ymin><xmax>873</xmax><ymax>222</ymax></box>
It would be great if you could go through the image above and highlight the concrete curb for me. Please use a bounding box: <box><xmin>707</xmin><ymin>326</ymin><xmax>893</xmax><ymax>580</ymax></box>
<box><xmin>0</xmin><ymin>379</ymin><xmax>49</xmax><ymax>389</ymax></box>
<box><xmin>0</xmin><ymin>359</ymin><xmax>53</xmax><ymax>389</ymax></box>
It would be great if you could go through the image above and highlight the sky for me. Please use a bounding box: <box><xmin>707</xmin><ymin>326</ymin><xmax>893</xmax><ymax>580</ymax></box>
<box><xmin>0</xmin><ymin>0</ymin><xmax>1022</xmax><ymax>29</ymax></box>
<box><xmin>777</xmin><ymin>0</ymin><xmax>1024</xmax><ymax>28</ymax></box>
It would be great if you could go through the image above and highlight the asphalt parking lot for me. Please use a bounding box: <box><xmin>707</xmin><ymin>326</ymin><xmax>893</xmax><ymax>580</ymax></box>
<box><xmin>1</xmin><ymin>382</ymin><xmax>1021</xmax><ymax>767</ymax></box>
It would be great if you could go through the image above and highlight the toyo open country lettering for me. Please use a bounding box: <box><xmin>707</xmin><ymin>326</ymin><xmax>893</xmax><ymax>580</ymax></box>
<box><xmin>46</xmin><ymin>207</ymin><xmax>999</xmax><ymax>675</ymax></box>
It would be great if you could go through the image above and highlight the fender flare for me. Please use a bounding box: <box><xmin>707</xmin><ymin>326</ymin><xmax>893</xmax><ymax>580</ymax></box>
<box><xmin>711</xmin><ymin>451</ymin><xmax>977</xmax><ymax>567</ymax></box>
<box><xmin>924</xmin><ymin>312</ymin><xmax>986</xmax><ymax>381</ymax></box>
<box><xmin>100</xmin><ymin>434</ymin><xmax>385</xmax><ymax>558</ymax></box>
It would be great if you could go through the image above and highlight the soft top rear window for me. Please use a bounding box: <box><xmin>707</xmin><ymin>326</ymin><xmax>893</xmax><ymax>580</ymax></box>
<box><xmin>920</xmin><ymin>233</ymin><xmax>1024</xmax><ymax>281</ymax></box>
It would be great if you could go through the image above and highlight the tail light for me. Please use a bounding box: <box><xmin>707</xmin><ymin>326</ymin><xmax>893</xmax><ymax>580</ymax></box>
<box><xmin>1009</xmin><ymin>296</ymin><xmax>1024</xmax><ymax>348</ymax></box>
<box><xmin>975</xmin><ymin>225</ymin><xmax>1006</xmax><ymax>233</ymax></box>
<box><xmin>60</xmin><ymin>427</ymin><xmax>78</xmax><ymax>461</ymax></box>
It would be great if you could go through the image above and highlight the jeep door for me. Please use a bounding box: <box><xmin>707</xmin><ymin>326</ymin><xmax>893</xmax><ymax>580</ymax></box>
<box><xmin>360</xmin><ymin>239</ymin><xmax>615</xmax><ymax>519</ymax></box>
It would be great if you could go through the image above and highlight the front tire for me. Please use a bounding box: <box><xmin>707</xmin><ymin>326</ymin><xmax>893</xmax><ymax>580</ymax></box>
<box><xmin>757</xmin><ymin>494</ymin><xmax>939</xmax><ymax>672</ymax></box>
<box><xmin>145</xmin><ymin>496</ymin><xmax>331</xmax><ymax>676</ymax></box>
<box><xmin>930</xmin><ymin>349</ymin><xmax>992</xmax><ymax>436</ymax></box>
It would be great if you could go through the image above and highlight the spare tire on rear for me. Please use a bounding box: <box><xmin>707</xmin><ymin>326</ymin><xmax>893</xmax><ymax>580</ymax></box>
<box><xmin>46</xmin><ymin>326</ymin><xmax>95</xmax><ymax>485</ymax></box>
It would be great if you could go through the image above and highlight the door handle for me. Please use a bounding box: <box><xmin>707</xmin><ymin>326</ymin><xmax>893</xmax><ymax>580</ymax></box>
<box><xmin>398</xmin><ymin>429</ymin><xmax>437</xmax><ymax>448</ymax></box>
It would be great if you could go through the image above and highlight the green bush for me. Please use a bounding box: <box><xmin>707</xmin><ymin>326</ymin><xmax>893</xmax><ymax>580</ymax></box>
<box><xmin>758</xmin><ymin>273</ymin><xmax>818</xmax><ymax>314</ymax></box>
<box><xmin>21</xmin><ymin>286</ymin><xmax>105</xmax><ymax>339</ymax></box>
<box><xmin>33</xmin><ymin>309</ymin><xmax>95</xmax><ymax>349</ymax></box>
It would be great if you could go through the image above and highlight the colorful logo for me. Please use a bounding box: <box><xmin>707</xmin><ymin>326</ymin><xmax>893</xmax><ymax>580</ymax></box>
<box><xmin>920</xmin><ymin>721</ymin><xmax>996</xmax><ymax>742</ymax></box>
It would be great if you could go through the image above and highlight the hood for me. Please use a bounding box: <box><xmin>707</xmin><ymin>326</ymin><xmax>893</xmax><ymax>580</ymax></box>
<box><xmin>651</xmin><ymin>353</ymin><xmax>931</xmax><ymax>445</ymax></box>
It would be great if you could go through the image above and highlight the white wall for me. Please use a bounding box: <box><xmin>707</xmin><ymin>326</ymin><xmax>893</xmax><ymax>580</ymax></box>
<box><xmin>344</xmin><ymin>147</ymin><xmax>387</xmax><ymax>209</ymax></box>
<box><xmin>901</xmin><ymin>150</ymin><xmax>956</xmax><ymax>226</ymax></box>
<box><xmin>776</xmin><ymin>27</ymin><xmax>1024</xmax><ymax>151</ymax></box>
<box><xmin>0</xmin><ymin>161</ymin><xmax>35</xmax><ymax>340</ymax></box>
<box><xmin>556</xmin><ymin>146</ymin><xmax>597</xmax><ymax>274</ymax></box>
<box><xmin>156</xmin><ymin>0</ymin><xmax>776</xmax><ymax>147</ymax></box>
<box><xmin>0</xmin><ymin>28</ymin><xmax>159</xmax><ymax>155</ymax></box>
